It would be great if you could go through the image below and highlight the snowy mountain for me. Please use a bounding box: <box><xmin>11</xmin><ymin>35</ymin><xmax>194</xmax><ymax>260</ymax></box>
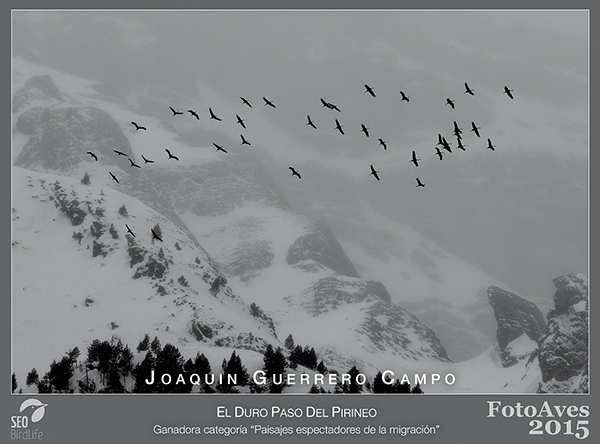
<box><xmin>11</xmin><ymin>59</ymin><xmax>587</xmax><ymax>394</ymax></box>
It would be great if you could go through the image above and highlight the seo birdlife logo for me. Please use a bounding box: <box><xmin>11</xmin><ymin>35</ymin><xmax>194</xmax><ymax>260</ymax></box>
<box><xmin>12</xmin><ymin>398</ymin><xmax>48</xmax><ymax>428</ymax></box>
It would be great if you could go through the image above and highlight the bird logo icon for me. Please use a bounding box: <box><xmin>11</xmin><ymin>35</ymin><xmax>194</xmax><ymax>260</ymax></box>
<box><xmin>20</xmin><ymin>399</ymin><xmax>48</xmax><ymax>423</ymax></box>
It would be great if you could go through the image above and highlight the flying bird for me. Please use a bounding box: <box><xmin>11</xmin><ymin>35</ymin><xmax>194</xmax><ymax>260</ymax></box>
<box><xmin>503</xmin><ymin>85</ymin><xmax>514</xmax><ymax>99</ymax></box>
<box><xmin>416</xmin><ymin>177</ymin><xmax>426</xmax><ymax>188</ymax></box>
<box><xmin>125</xmin><ymin>224</ymin><xmax>135</xmax><ymax>238</ymax></box>
<box><xmin>86</xmin><ymin>151</ymin><xmax>98</xmax><ymax>161</ymax></box>
<box><xmin>453</xmin><ymin>121</ymin><xmax>463</xmax><ymax>136</ymax></box>
<box><xmin>369</xmin><ymin>165</ymin><xmax>381</xmax><ymax>181</ymax></box>
<box><xmin>456</xmin><ymin>139</ymin><xmax>467</xmax><ymax>151</ymax></box>
<box><xmin>169</xmin><ymin>106</ymin><xmax>183</xmax><ymax>117</ymax></box>
<box><xmin>441</xmin><ymin>137</ymin><xmax>452</xmax><ymax>153</ymax></box>
<box><xmin>360</xmin><ymin>123</ymin><xmax>370</xmax><ymax>137</ymax></box>
<box><xmin>446</xmin><ymin>98</ymin><xmax>455</xmax><ymax>109</ymax></box>
<box><xmin>289</xmin><ymin>167</ymin><xmax>302</xmax><ymax>179</ymax></box>
<box><xmin>109</xmin><ymin>172</ymin><xmax>119</xmax><ymax>183</ymax></box>
<box><xmin>487</xmin><ymin>138</ymin><xmax>496</xmax><ymax>151</ymax></box>
<box><xmin>142</xmin><ymin>155</ymin><xmax>154</xmax><ymax>164</ymax></box>
<box><xmin>434</xmin><ymin>147</ymin><xmax>444</xmax><ymax>161</ymax></box>
<box><xmin>307</xmin><ymin>115</ymin><xmax>317</xmax><ymax>129</ymax></box>
<box><xmin>214</xmin><ymin>143</ymin><xmax>227</xmax><ymax>153</ymax></box>
<box><xmin>209</xmin><ymin>108</ymin><xmax>222</xmax><ymax>121</ymax></box>
<box><xmin>320</xmin><ymin>98</ymin><xmax>340</xmax><ymax>112</ymax></box>
<box><xmin>113</xmin><ymin>150</ymin><xmax>127</xmax><ymax>157</ymax></box>
<box><xmin>378</xmin><ymin>139</ymin><xmax>387</xmax><ymax>150</ymax></box>
<box><xmin>263</xmin><ymin>97</ymin><xmax>276</xmax><ymax>108</ymax></box>
<box><xmin>236</xmin><ymin>115</ymin><xmax>246</xmax><ymax>129</ymax></box>
<box><xmin>188</xmin><ymin>109</ymin><xmax>200</xmax><ymax>120</ymax></box>
<box><xmin>464</xmin><ymin>82</ymin><xmax>475</xmax><ymax>95</ymax></box>
<box><xmin>165</xmin><ymin>149</ymin><xmax>179</xmax><ymax>161</ymax></box>
<box><xmin>410</xmin><ymin>150</ymin><xmax>421</xmax><ymax>167</ymax></box>
<box><xmin>240</xmin><ymin>134</ymin><xmax>251</xmax><ymax>146</ymax></box>
<box><xmin>470</xmin><ymin>121</ymin><xmax>481</xmax><ymax>138</ymax></box>
<box><xmin>334</xmin><ymin>119</ymin><xmax>345</xmax><ymax>135</ymax></box>
<box><xmin>399</xmin><ymin>91</ymin><xmax>410</xmax><ymax>102</ymax></box>
<box><xmin>437</xmin><ymin>134</ymin><xmax>445</xmax><ymax>147</ymax></box>
<box><xmin>131</xmin><ymin>121</ymin><xmax>146</xmax><ymax>131</ymax></box>
<box><xmin>364</xmin><ymin>84</ymin><xmax>376</xmax><ymax>97</ymax></box>
<box><xmin>128</xmin><ymin>158</ymin><xmax>141</xmax><ymax>169</ymax></box>
<box><xmin>151</xmin><ymin>228</ymin><xmax>163</xmax><ymax>242</ymax></box>
<box><xmin>240</xmin><ymin>97</ymin><xmax>252</xmax><ymax>108</ymax></box>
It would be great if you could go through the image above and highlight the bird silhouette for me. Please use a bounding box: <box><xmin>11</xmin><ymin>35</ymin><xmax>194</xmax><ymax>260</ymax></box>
<box><xmin>240</xmin><ymin>97</ymin><xmax>252</xmax><ymax>108</ymax></box>
<box><xmin>320</xmin><ymin>98</ymin><xmax>340</xmax><ymax>112</ymax></box>
<box><xmin>19</xmin><ymin>399</ymin><xmax>47</xmax><ymax>424</ymax></box>
<box><xmin>487</xmin><ymin>138</ymin><xmax>496</xmax><ymax>151</ymax></box>
<box><xmin>109</xmin><ymin>172</ymin><xmax>119</xmax><ymax>183</ymax></box>
<box><xmin>263</xmin><ymin>97</ymin><xmax>276</xmax><ymax>108</ymax></box>
<box><xmin>214</xmin><ymin>143</ymin><xmax>227</xmax><ymax>153</ymax></box>
<box><xmin>86</xmin><ymin>151</ymin><xmax>98</xmax><ymax>161</ymax></box>
<box><xmin>170</xmin><ymin>106</ymin><xmax>183</xmax><ymax>116</ymax></box>
<box><xmin>434</xmin><ymin>147</ymin><xmax>444</xmax><ymax>160</ymax></box>
<box><xmin>165</xmin><ymin>149</ymin><xmax>179</xmax><ymax>161</ymax></box>
<box><xmin>456</xmin><ymin>139</ymin><xmax>467</xmax><ymax>151</ymax></box>
<box><xmin>129</xmin><ymin>158</ymin><xmax>141</xmax><ymax>169</ymax></box>
<box><xmin>188</xmin><ymin>109</ymin><xmax>200</xmax><ymax>120</ymax></box>
<box><xmin>209</xmin><ymin>108</ymin><xmax>222</xmax><ymax>121</ymax></box>
<box><xmin>378</xmin><ymin>138</ymin><xmax>387</xmax><ymax>150</ymax></box>
<box><xmin>503</xmin><ymin>85</ymin><xmax>514</xmax><ymax>99</ymax></box>
<box><xmin>131</xmin><ymin>121</ymin><xmax>146</xmax><ymax>131</ymax></box>
<box><xmin>360</xmin><ymin>123</ymin><xmax>370</xmax><ymax>137</ymax></box>
<box><xmin>446</xmin><ymin>98</ymin><xmax>455</xmax><ymax>109</ymax></box>
<box><xmin>399</xmin><ymin>91</ymin><xmax>410</xmax><ymax>102</ymax></box>
<box><xmin>364</xmin><ymin>84</ymin><xmax>376</xmax><ymax>97</ymax></box>
<box><xmin>142</xmin><ymin>155</ymin><xmax>154</xmax><ymax>164</ymax></box>
<box><xmin>441</xmin><ymin>137</ymin><xmax>452</xmax><ymax>153</ymax></box>
<box><xmin>410</xmin><ymin>150</ymin><xmax>421</xmax><ymax>167</ymax></box>
<box><xmin>369</xmin><ymin>165</ymin><xmax>381</xmax><ymax>181</ymax></box>
<box><xmin>240</xmin><ymin>134</ymin><xmax>251</xmax><ymax>146</ymax></box>
<box><xmin>453</xmin><ymin>121</ymin><xmax>463</xmax><ymax>136</ymax></box>
<box><xmin>470</xmin><ymin>121</ymin><xmax>481</xmax><ymax>138</ymax></box>
<box><xmin>335</xmin><ymin>119</ymin><xmax>345</xmax><ymax>135</ymax></box>
<box><xmin>464</xmin><ymin>82</ymin><xmax>475</xmax><ymax>95</ymax></box>
<box><xmin>437</xmin><ymin>134</ymin><xmax>445</xmax><ymax>146</ymax></box>
<box><xmin>126</xmin><ymin>224</ymin><xmax>135</xmax><ymax>237</ymax></box>
<box><xmin>416</xmin><ymin>177</ymin><xmax>426</xmax><ymax>187</ymax></box>
<box><xmin>289</xmin><ymin>167</ymin><xmax>302</xmax><ymax>179</ymax></box>
<box><xmin>151</xmin><ymin>228</ymin><xmax>163</xmax><ymax>242</ymax></box>
<box><xmin>306</xmin><ymin>115</ymin><xmax>317</xmax><ymax>129</ymax></box>
<box><xmin>113</xmin><ymin>150</ymin><xmax>127</xmax><ymax>157</ymax></box>
<box><xmin>236</xmin><ymin>115</ymin><xmax>246</xmax><ymax>129</ymax></box>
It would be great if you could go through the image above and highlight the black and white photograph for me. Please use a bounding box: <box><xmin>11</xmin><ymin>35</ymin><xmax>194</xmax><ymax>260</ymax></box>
<box><xmin>8</xmin><ymin>6</ymin><xmax>591</xmax><ymax>443</ymax></box>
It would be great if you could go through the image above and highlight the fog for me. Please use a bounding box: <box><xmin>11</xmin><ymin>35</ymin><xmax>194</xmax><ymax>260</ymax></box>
<box><xmin>13</xmin><ymin>9</ymin><xmax>588</xmax><ymax>300</ymax></box>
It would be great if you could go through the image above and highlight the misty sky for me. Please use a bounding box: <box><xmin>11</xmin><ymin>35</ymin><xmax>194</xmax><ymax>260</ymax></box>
<box><xmin>12</xmin><ymin>10</ymin><xmax>588</xmax><ymax>299</ymax></box>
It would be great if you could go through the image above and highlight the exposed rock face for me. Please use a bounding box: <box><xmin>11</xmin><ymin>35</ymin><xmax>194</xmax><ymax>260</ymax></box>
<box><xmin>12</xmin><ymin>75</ymin><xmax>63</xmax><ymax>113</ymax></box>
<box><xmin>538</xmin><ymin>273</ymin><xmax>588</xmax><ymax>393</ymax></box>
<box><xmin>287</xmin><ymin>219</ymin><xmax>360</xmax><ymax>278</ymax></box>
<box><xmin>487</xmin><ymin>286</ymin><xmax>546</xmax><ymax>367</ymax></box>
<box><xmin>15</xmin><ymin>105</ymin><xmax>132</xmax><ymax>174</ymax></box>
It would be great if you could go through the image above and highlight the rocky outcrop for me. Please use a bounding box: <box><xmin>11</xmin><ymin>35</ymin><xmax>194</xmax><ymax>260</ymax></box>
<box><xmin>487</xmin><ymin>286</ymin><xmax>546</xmax><ymax>367</ymax></box>
<box><xmin>15</xmin><ymin>105</ymin><xmax>133</xmax><ymax>174</ymax></box>
<box><xmin>537</xmin><ymin>273</ymin><xmax>588</xmax><ymax>393</ymax></box>
<box><xmin>287</xmin><ymin>219</ymin><xmax>359</xmax><ymax>278</ymax></box>
<box><xmin>12</xmin><ymin>75</ymin><xmax>63</xmax><ymax>113</ymax></box>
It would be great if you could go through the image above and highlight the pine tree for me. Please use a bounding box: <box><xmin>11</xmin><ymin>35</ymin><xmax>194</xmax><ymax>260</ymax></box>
<box><xmin>263</xmin><ymin>345</ymin><xmax>288</xmax><ymax>394</ymax></box>
<box><xmin>118</xmin><ymin>204</ymin><xmax>128</xmax><ymax>217</ymax></box>
<box><xmin>284</xmin><ymin>334</ymin><xmax>295</xmax><ymax>350</ymax></box>
<box><xmin>12</xmin><ymin>372</ymin><xmax>17</xmax><ymax>393</ymax></box>
<box><xmin>133</xmin><ymin>351</ymin><xmax>156</xmax><ymax>393</ymax></box>
<box><xmin>155</xmin><ymin>344</ymin><xmax>189</xmax><ymax>393</ymax></box>
<box><xmin>317</xmin><ymin>360</ymin><xmax>328</xmax><ymax>375</ymax></box>
<box><xmin>372</xmin><ymin>371</ymin><xmax>390</xmax><ymax>394</ymax></box>
<box><xmin>81</xmin><ymin>172</ymin><xmax>90</xmax><ymax>186</ymax></box>
<box><xmin>150</xmin><ymin>336</ymin><xmax>162</xmax><ymax>354</ymax></box>
<box><xmin>137</xmin><ymin>333</ymin><xmax>150</xmax><ymax>352</ymax></box>
<box><xmin>346</xmin><ymin>366</ymin><xmax>362</xmax><ymax>394</ymax></box>
<box><xmin>219</xmin><ymin>351</ymin><xmax>250</xmax><ymax>393</ymax></box>
<box><xmin>411</xmin><ymin>383</ymin><xmax>423</xmax><ymax>394</ymax></box>
<box><xmin>26</xmin><ymin>368</ymin><xmax>39</xmax><ymax>387</ymax></box>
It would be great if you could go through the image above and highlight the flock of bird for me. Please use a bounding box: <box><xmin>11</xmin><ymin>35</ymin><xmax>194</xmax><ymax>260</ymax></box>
<box><xmin>83</xmin><ymin>81</ymin><xmax>514</xmax><ymax>240</ymax></box>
